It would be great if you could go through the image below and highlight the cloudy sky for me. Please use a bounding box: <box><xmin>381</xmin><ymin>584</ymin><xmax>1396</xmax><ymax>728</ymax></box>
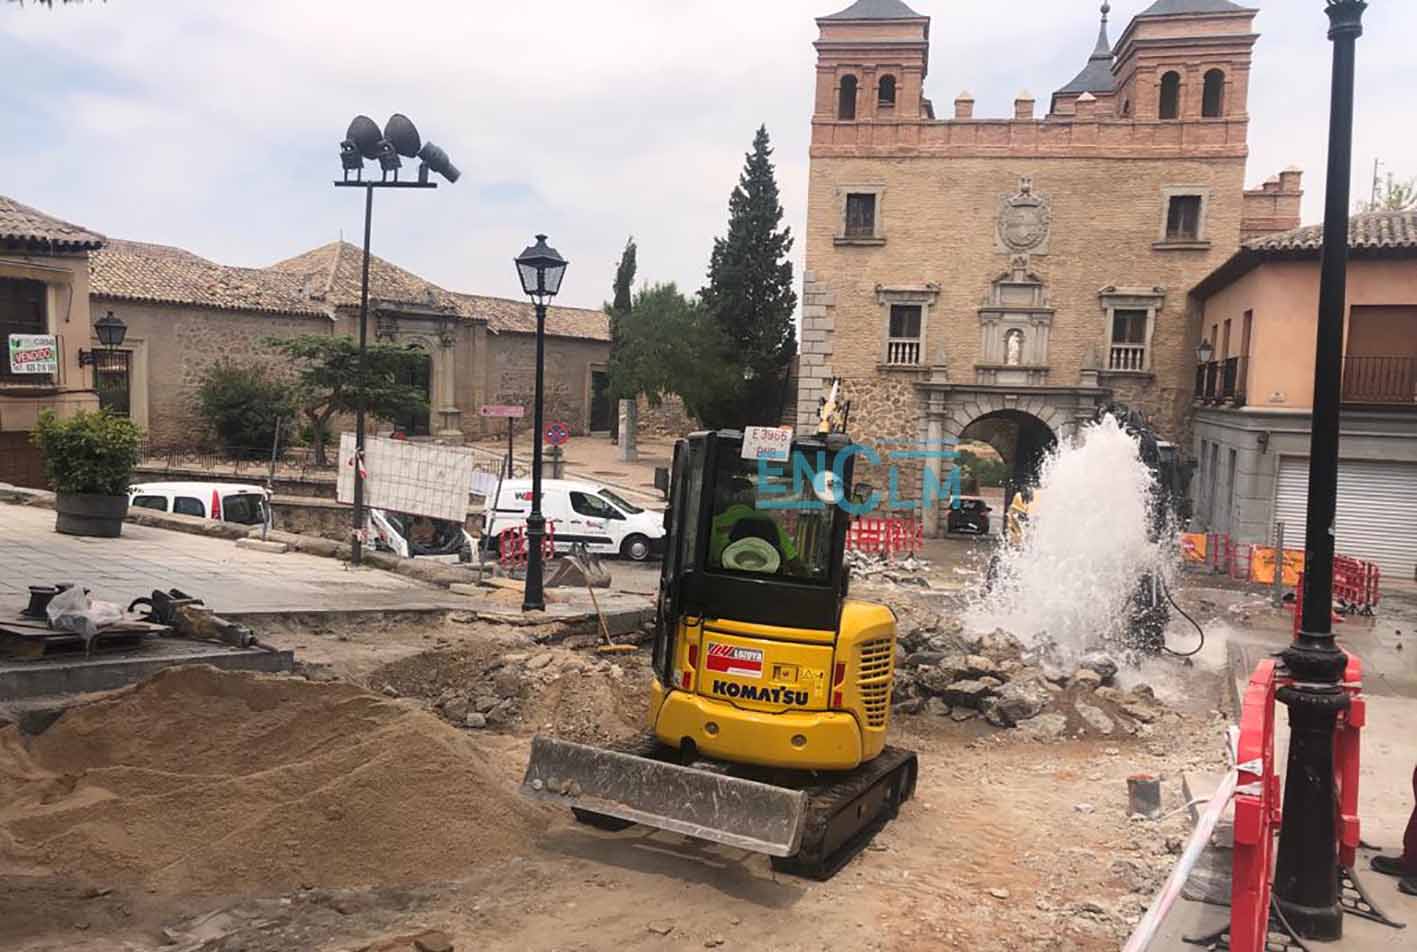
<box><xmin>3</xmin><ymin>0</ymin><xmax>1411</xmax><ymax>311</ymax></box>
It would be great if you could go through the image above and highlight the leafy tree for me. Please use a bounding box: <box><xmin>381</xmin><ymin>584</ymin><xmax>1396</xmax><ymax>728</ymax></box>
<box><xmin>1358</xmin><ymin>172</ymin><xmax>1417</xmax><ymax>213</ymax></box>
<box><xmin>699</xmin><ymin>125</ymin><xmax>798</xmax><ymax>428</ymax></box>
<box><xmin>265</xmin><ymin>336</ymin><xmax>429</xmax><ymax>465</ymax></box>
<box><xmin>196</xmin><ymin>360</ymin><xmax>294</xmax><ymax>456</ymax></box>
<box><xmin>609</xmin><ymin>282</ymin><xmax>736</xmax><ymax>421</ymax></box>
<box><xmin>606</xmin><ymin>236</ymin><xmax>637</xmax><ymax>441</ymax></box>
<box><xmin>958</xmin><ymin>448</ymin><xmax>1008</xmax><ymax>490</ymax></box>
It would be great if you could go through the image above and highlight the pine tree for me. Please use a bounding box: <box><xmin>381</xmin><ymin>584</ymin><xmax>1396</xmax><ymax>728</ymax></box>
<box><xmin>700</xmin><ymin>125</ymin><xmax>798</xmax><ymax>427</ymax></box>
<box><xmin>606</xmin><ymin>237</ymin><xmax>637</xmax><ymax>440</ymax></box>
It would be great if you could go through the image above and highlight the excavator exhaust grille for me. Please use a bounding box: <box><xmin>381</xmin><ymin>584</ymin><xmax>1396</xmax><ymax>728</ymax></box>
<box><xmin>857</xmin><ymin>638</ymin><xmax>894</xmax><ymax>728</ymax></box>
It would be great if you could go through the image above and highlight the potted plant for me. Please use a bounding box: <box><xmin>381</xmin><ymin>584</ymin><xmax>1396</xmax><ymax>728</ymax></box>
<box><xmin>31</xmin><ymin>409</ymin><xmax>144</xmax><ymax>537</ymax></box>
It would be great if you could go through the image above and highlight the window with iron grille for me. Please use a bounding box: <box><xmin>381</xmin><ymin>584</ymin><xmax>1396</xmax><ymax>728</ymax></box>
<box><xmin>1166</xmin><ymin>195</ymin><xmax>1203</xmax><ymax>241</ymax></box>
<box><xmin>94</xmin><ymin>349</ymin><xmax>131</xmax><ymax>416</ymax></box>
<box><xmin>845</xmin><ymin>193</ymin><xmax>876</xmax><ymax>239</ymax></box>
<box><xmin>1</xmin><ymin>276</ymin><xmax>48</xmax><ymax>381</ymax></box>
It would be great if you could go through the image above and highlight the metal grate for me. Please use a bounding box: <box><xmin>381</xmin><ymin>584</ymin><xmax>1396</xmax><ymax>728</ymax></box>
<box><xmin>857</xmin><ymin>638</ymin><xmax>894</xmax><ymax>728</ymax></box>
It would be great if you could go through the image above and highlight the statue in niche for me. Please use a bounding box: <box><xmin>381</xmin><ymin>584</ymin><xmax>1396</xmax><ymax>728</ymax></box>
<box><xmin>1005</xmin><ymin>329</ymin><xmax>1024</xmax><ymax>366</ymax></box>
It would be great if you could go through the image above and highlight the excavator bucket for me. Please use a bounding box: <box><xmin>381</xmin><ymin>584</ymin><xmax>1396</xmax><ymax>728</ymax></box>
<box><xmin>521</xmin><ymin>736</ymin><xmax>808</xmax><ymax>857</ymax></box>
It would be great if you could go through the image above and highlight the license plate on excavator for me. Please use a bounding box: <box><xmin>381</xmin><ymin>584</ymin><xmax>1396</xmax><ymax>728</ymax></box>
<box><xmin>521</xmin><ymin>735</ymin><xmax>809</xmax><ymax>857</ymax></box>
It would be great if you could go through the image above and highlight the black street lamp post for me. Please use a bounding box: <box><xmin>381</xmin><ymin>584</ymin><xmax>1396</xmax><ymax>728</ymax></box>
<box><xmin>514</xmin><ymin>235</ymin><xmax>569</xmax><ymax>612</ymax></box>
<box><xmin>1272</xmin><ymin>1</ymin><xmax>1366</xmax><ymax>940</ymax></box>
<box><xmin>335</xmin><ymin>114</ymin><xmax>459</xmax><ymax>565</ymax></box>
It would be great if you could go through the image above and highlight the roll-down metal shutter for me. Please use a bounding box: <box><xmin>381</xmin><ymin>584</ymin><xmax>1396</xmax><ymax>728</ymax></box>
<box><xmin>1273</xmin><ymin>457</ymin><xmax>1417</xmax><ymax>579</ymax></box>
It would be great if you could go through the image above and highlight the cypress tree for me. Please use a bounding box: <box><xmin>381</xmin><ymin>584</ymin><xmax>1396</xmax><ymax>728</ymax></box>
<box><xmin>700</xmin><ymin>125</ymin><xmax>798</xmax><ymax>427</ymax></box>
<box><xmin>606</xmin><ymin>236</ymin><xmax>637</xmax><ymax>441</ymax></box>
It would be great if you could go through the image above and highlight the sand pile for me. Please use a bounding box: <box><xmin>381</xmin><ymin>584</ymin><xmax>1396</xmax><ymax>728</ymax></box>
<box><xmin>0</xmin><ymin>666</ymin><xmax>544</xmax><ymax>896</ymax></box>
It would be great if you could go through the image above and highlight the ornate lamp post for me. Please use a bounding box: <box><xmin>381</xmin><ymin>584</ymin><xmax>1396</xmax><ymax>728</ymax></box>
<box><xmin>1272</xmin><ymin>1</ymin><xmax>1367</xmax><ymax>940</ymax></box>
<box><xmin>78</xmin><ymin>311</ymin><xmax>128</xmax><ymax>366</ymax></box>
<box><xmin>514</xmin><ymin>235</ymin><xmax>569</xmax><ymax>612</ymax></box>
<box><xmin>335</xmin><ymin>114</ymin><xmax>459</xmax><ymax>564</ymax></box>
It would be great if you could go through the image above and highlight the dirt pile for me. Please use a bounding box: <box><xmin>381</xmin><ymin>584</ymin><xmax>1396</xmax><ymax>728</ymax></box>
<box><xmin>0</xmin><ymin>666</ymin><xmax>545</xmax><ymax>896</ymax></box>
<box><xmin>370</xmin><ymin>645</ymin><xmax>653</xmax><ymax>746</ymax></box>
<box><xmin>891</xmin><ymin>619</ymin><xmax>1173</xmax><ymax>739</ymax></box>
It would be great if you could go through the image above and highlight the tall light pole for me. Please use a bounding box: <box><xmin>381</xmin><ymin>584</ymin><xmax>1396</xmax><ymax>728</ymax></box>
<box><xmin>1272</xmin><ymin>1</ymin><xmax>1366</xmax><ymax>940</ymax></box>
<box><xmin>514</xmin><ymin>235</ymin><xmax>569</xmax><ymax>611</ymax></box>
<box><xmin>335</xmin><ymin>113</ymin><xmax>459</xmax><ymax>564</ymax></box>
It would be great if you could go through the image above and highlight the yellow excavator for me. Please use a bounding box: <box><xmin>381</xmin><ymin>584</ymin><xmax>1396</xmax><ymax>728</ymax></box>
<box><xmin>522</xmin><ymin>409</ymin><xmax>916</xmax><ymax>878</ymax></box>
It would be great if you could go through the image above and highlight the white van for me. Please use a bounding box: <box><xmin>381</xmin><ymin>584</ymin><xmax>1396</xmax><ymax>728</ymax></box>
<box><xmin>129</xmin><ymin>481</ymin><xmax>270</xmax><ymax>525</ymax></box>
<box><xmin>484</xmin><ymin>478</ymin><xmax>664</xmax><ymax>561</ymax></box>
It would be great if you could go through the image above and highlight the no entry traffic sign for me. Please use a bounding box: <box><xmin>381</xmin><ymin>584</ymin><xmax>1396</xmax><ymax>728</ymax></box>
<box><xmin>545</xmin><ymin>421</ymin><xmax>571</xmax><ymax>447</ymax></box>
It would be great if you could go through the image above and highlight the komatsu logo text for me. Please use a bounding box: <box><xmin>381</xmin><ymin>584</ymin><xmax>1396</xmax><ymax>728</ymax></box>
<box><xmin>712</xmin><ymin>679</ymin><xmax>809</xmax><ymax>707</ymax></box>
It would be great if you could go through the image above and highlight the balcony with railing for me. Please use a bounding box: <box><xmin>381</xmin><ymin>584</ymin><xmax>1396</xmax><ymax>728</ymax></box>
<box><xmin>1342</xmin><ymin>356</ymin><xmax>1417</xmax><ymax>406</ymax></box>
<box><xmin>1109</xmin><ymin>343</ymin><xmax>1146</xmax><ymax>371</ymax></box>
<box><xmin>1193</xmin><ymin>356</ymin><xmax>1247</xmax><ymax>407</ymax></box>
<box><xmin>885</xmin><ymin>337</ymin><xmax>922</xmax><ymax>367</ymax></box>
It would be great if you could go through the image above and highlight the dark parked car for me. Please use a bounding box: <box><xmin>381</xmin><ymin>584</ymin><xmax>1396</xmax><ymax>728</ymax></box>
<box><xmin>947</xmin><ymin>496</ymin><xmax>992</xmax><ymax>535</ymax></box>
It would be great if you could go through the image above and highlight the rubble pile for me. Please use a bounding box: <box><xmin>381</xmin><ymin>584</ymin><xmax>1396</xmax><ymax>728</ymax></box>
<box><xmin>370</xmin><ymin>645</ymin><xmax>652</xmax><ymax>744</ymax></box>
<box><xmin>890</xmin><ymin>618</ymin><xmax>1171</xmax><ymax>737</ymax></box>
<box><xmin>844</xmin><ymin>550</ymin><xmax>933</xmax><ymax>587</ymax></box>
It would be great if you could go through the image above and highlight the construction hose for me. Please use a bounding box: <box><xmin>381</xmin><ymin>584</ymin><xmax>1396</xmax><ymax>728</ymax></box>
<box><xmin>1161</xmin><ymin>577</ymin><xmax>1206</xmax><ymax>658</ymax></box>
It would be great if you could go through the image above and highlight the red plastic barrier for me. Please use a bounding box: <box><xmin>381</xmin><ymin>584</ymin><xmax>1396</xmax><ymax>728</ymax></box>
<box><xmin>1336</xmin><ymin>652</ymin><xmax>1365</xmax><ymax>870</ymax></box>
<box><xmin>1230</xmin><ymin>660</ymin><xmax>1282</xmax><ymax>952</ymax></box>
<box><xmin>1229</xmin><ymin>652</ymin><xmax>1367</xmax><ymax>951</ymax></box>
<box><xmin>847</xmin><ymin>517</ymin><xmax>923</xmax><ymax>557</ymax></box>
<box><xmin>497</xmin><ymin>521</ymin><xmax>557</xmax><ymax>565</ymax></box>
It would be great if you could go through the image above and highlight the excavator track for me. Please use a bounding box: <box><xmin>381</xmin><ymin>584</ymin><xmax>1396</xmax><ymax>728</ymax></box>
<box><xmin>768</xmin><ymin>745</ymin><xmax>918</xmax><ymax>880</ymax></box>
<box><xmin>563</xmin><ymin>734</ymin><xmax>917</xmax><ymax>880</ymax></box>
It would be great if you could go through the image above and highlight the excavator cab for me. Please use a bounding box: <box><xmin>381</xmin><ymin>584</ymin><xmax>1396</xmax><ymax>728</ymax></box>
<box><xmin>523</xmin><ymin>428</ymin><xmax>917</xmax><ymax>879</ymax></box>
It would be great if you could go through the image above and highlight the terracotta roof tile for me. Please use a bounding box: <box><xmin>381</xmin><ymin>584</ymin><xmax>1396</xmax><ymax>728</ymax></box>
<box><xmin>271</xmin><ymin>241</ymin><xmax>608</xmax><ymax>341</ymax></box>
<box><xmin>1244</xmin><ymin>210</ymin><xmax>1417</xmax><ymax>254</ymax></box>
<box><xmin>87</xmin><ymin>235</ymin><xmax>607</xmax><ymax>340</ymax></box>
<box><xmin>91</xmin><ymin>240</ymin><xmax>328</xmax><ymax>317</ymax></box>
<box><xmin>0</xmin><ymin>194</ymin><xmax>105</xmax><ymax>252</ymax></box>
<box><xmin>449</xmin><ymin>292</ymin><xmax>609</xmax><ymax>342</ymax></box>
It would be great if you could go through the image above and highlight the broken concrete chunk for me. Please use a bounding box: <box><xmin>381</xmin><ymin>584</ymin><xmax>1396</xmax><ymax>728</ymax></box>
<box><xmin>1075</xmin><ymin>702</ymin><xmax>1115</xmax><ymax>735</ymax></box>
<box><xmin>1078</xmin><ymin>652</ymin><xmax>1119</xmax><ymax>684</ymax></box>
<box><xmin>1071</xmin><ymin>668</ymin><xmax>1104</xmax><ymax>690</ymax></box>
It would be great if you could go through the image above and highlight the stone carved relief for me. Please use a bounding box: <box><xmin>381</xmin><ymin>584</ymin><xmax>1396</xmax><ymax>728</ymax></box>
<box><xmin>374</xmin><ymin>311</ymin><xmax>400</xmax><ymax>341</ymax></box>
<box><xmin>996</xmin><ymin>176</ymin><xmax>1051</xmax><ymax>256</ymax></box>
<box><xmin>1004</xmin><ymin>329</ymin><xmax>1024</xmax><ymax>366</ymax></box>
<box><xmin>976</xmin><ymin>259</ymin><xmax>1054</xmax><ymax>387</ymax></box>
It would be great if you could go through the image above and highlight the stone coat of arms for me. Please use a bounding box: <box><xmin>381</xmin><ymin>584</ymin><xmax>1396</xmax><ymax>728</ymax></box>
<box><xmin>996</xmin><ymin>176</ymin><xmax>1051</xmax><ymax>255</ymax></box>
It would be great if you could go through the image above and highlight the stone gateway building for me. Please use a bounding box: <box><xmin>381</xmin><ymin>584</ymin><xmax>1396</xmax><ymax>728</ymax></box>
<box><xmin>797</xmin><ymin>0</ymin><xmax>1302</xmax><ymax>535</ymax></box>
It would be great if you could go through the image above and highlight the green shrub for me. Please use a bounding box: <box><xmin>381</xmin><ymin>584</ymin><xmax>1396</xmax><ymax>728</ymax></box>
<box><xmin>31</xmin><ymin>409</ymin><xmax>144</xmax><ymax>496</ymax></box>
<box><xmin>958</xmin><ymin>448</ymin><xmax>1008</xmax><ymax>489</ymax></box>
<box><xmin>196</xmin><ymin>360</ymin><xmax>294</xmax><ymax>454</ymax></box>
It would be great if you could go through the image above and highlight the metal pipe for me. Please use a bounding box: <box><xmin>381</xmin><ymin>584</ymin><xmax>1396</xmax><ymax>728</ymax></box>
<box><xmin>1122</xmin><ymin>768</ymin><xmax>1236</xmax><ymax>952</ymax></box>
<box><xmin>1123</xmin><ymin>729</ymin><xmax>1240</xmax><ymax>952</ymax></box>
<box><xmin>523</xmin><ymin>299</ymin><xmax>548</xmax><ymax>611</ymax></box>
<box><xmin>352</xmin><ymin>184</ymin><xmax>374</xmax><ymax>565</ymax></box>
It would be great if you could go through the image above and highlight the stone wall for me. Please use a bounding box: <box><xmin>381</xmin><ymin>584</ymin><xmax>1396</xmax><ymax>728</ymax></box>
<box><xmin>103</xmin><ymin>298</ymin><xmax>609</xmax><ymax>449</ymax></box>
<box><xmin>485</xmin><ymin>333</ymin><xmax>607</xmax><ymax>436</ymax></box>
<box><xmin>636</xmin><ymin>393</ymin><xmax>698</xmax><ymax>436</ymax></box>
<box><xmin>104</xmin><ymin>299</ymin><xmax>336</xmax><ymax>447</ymax></box>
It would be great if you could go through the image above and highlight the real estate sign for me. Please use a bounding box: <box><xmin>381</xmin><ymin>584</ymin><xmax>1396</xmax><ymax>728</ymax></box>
<box><xmin>7</xmin><ymin>334</ymin><xmax>59</xmax><ymax>375</ymax></box>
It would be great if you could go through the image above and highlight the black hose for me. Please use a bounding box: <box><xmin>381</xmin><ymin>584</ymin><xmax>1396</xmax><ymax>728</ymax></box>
<box><xmin>1161</xmin><ymin>577</ymin><xmax>1206</xmax><ymax>657</ymax></box>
